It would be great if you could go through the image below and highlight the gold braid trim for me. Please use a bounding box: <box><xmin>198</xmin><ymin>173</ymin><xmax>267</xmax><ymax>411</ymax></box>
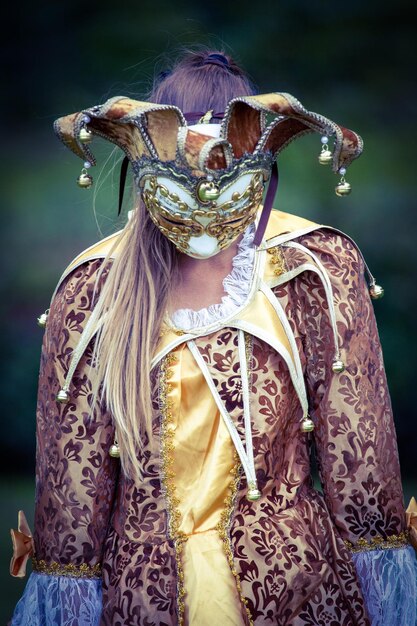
<box><xmin>267</xmin><ymin>245</ymin><xmax>286</xmax><ymax>276</ymax></box>
<box><xmin>31</xmin><ymin>557</ymin><xmax>102</xmax><ymax>578</ymax></box>
<box><xmin>160</xmin><ymin>352</ymin><xmax>188</xmax><ymax>626</ymax></box>
<box><xmin>244</xmin><ymin>331</ymin><xmax>253</xmax><ymax>370</ymax></box>
<box><xmin>159</xmin><ymin>323</ymin><xmax>185</xmax><ymax>337</ymax></box>
<box><xmin>344</xmin><ymin>530</ymin><xmax>410</xmax><ymax>553</ymax></box>
<box><xmin>216</xmin><ymin>451</ymin><xmax>254</xmax><ymax>626</ymax></box>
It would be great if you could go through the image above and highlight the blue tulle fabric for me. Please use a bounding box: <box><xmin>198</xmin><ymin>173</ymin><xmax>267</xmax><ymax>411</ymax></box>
<box><xmin>9</xmin><ymin>547</ymin><xmax>417</xmax><ymax>624</ymax></box>
<box><xmin>352</xmin><ymin>544</ymin><xmax>417</xmax><ymax>626</ymax></box>
<box><xmin>9</xmin><ymin>571</ymin><xmax>102</xmax><ymax>626</ymax></box>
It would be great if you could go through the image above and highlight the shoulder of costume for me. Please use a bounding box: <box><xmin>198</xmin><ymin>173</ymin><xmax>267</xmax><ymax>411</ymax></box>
<box><xmin>261</xmin><ymin>208</ymin><xmax>322</xmax><ymax>246</ymax></box>
<box><xmin>48</xmin><ymin>218</ymin><xmax>130</xmax><ymax>307</ymax></box>
<box><xmin>260</xmin><ymin>208</ymin><xmax>375</xmax><ymax>287</ymax></box>
<box><xmin>261</xmin><ymin>208</ymin><xmax>359</xmax><ymax>248</ymax></box>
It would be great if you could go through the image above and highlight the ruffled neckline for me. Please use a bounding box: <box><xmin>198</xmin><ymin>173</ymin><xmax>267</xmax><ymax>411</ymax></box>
<box><xmin>170</xmin><ymin>222</ymin><xmax>255</xmax><ymax>332</ymax></box>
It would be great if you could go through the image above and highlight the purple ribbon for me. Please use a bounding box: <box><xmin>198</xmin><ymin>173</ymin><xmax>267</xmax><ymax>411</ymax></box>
<box><xmin>253</xmin><ymin>160</ymin><xmax>279</xmax><ymax>247</ymax></box>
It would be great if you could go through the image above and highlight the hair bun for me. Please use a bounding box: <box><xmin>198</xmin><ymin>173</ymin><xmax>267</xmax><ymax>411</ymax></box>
<box><xmin>204</xmin><ymin>53</ymin><xmax>230</xmax><ymax>68</ymax></box>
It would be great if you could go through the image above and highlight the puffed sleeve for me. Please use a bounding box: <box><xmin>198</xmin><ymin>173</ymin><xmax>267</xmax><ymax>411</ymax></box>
<box><xmin>294</xmin><ymin>229</ymin><xmax>417</xmax><ymax>626</ymax></box>
<box><xmin>9</xmin><ymin>259</ymin><xmax>120</xmax><ymax>626</ymax></box>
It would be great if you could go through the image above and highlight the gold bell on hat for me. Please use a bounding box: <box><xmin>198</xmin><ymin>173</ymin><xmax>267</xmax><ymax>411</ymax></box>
<box><xmin>335</xmin><ymin>180</ymin><xmax>351</xmax><ymax>196</ymax></box>
<box><xmin>319</xmin><ymin>149</ymin><xmax>333</xmax><ymax>165</ymax></box>
<box><xmin>56</xmin><ymin>388</ymin><xmax>70</xmax><ymax>403</ymax></box>
<box><xmin>370</xmin><ymin>283</ymin><xmax>384</xmax><ymax>299</ymax></box>
<box><xmin>335</xmin><ymin>167</ymin><xmax>351</xmax><ymax>196</ymax></box>
<box><xmin>246</xmin><ymin>481</ymin><xmax>261</xmax><ymax>501</ymax></box>
<box><xmin>37</xmin><ymin>308</ymin><xmax>49</xmax><ymax>328</ymax></box>
<box><xmin>301</xmin><ymin>415</ymin><xmax>315</xmax><ymax>433</ymax></box>
<box><xmin>109</xmin><ymin>439</ymin><xmax>120</xmax><ymax>458</ymax></box>
<box><xmin>79</xmin><ymin>128</ymin><xmax>93</xmax><ymax>144</ymax></box>
<box><xmin>318</xmin><ymin>136</ymin><xmax>333</xmax><ymax>165</ymax></box>
<box><xmin>77</xmin><ymin>165</ymin><xmax>93</xmax><ymax>188</ymax></box>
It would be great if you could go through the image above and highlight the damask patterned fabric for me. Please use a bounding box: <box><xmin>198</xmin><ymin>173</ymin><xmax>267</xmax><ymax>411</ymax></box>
<box><xmin>8</xmin><ymin>216</ymin><xmax>417</xmax><ymax>625</ymax></box>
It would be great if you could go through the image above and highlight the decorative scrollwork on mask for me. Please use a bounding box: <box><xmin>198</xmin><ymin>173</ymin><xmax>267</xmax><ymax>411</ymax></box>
<box><xmin>142</xmin><ymin>171</ymin><xmax>265</xmax><ymax>255</ymax></box>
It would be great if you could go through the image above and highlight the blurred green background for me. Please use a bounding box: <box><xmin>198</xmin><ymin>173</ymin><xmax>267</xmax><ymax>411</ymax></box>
<box><xmin>1</xmin><ymin>0</ymin><xmax>416</xmax><ymax>620</ymax></box>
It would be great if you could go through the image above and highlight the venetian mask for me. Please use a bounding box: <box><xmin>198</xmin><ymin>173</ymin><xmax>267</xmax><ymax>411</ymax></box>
<box><xmin>138</xmin><ymin>127</ymin><xmax>270</xmax><ymax>257</ymax></box>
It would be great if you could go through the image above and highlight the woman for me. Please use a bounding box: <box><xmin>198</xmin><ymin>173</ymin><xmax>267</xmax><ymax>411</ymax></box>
<box><xmin>9</xmin><ymin>49</ymin><xmax>417</xmax><ymax>625</ymax></box>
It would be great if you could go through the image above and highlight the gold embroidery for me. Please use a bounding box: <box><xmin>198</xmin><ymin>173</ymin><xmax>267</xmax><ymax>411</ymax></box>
<box><xmin>344</xmin><ymin>530</ymin><xmax>410</xmax><ymax>553</ymax></box>
<box><xmin>244</xmin><ymin>330</ymin><xmax>253</xmax><ymax>371</ymax></box>
<box><xmin>159</xmin><ymin>352</ymin><xmax>188</xmax><ymax>626</ymax></box>
<box><xmin>216</xmin><ymin>451</ymin><xmax>254</xmax><ymax>626</ymax></box>
<box><xmin>267</xmin><ymin>245</ymin><xmax>286</xmax><ymax>276</ymax></box>
<box><xmin>31</xmin><ymin>557</ymin><xmax>101</xmax><ymax>578</ymax></box>
<box><xmin>159</xmin><ymin>324</ymin><xmax>185</xmax><ymax>338</ymax></box>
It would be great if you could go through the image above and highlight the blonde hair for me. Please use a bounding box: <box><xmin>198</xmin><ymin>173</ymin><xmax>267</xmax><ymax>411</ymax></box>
<box><xmin>86</xmin><ymin>47</ymin><xmax>255</xmax><ymax>481</ymax></box>
<box><xmin>89</xmin><ymin>199</ymin><xmax>177</xmax><ymax>481</ymax></box>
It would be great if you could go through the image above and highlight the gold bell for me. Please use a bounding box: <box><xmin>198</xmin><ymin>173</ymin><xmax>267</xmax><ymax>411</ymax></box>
<box><xmin>77</xmin><ymin>169</ymin><xmax>93</xmax><ymax>188</ymax></box>
<box><xmin>246</xmin><ymin>482</ymin><xmax>261</xmax><ymax>501</ymax></box>
<box><xmin>37</xmin><ymin>309</ymin><xmax>49</xmax><ymax>328</ymax></box>
<box><xmin>335</xmin><ymin>168</ymin><xmax>351</xmax><ymax>196</ymax></box>
<box><xmin>335</xmin><ymin>179</ymin><xmax>351</xmax><ymax>196</ymax></box>
<box><xmin>318</xmin><ymin>136</ymin><xmax>332</xmax><ymax>165</ymax></box>
<box><xmin>318</xmin><ymin>148</ymin><xmax>333</xmax><ymax>165</ymax></box>
<box><xmin>79</xmin><ymin>128</ymin><xmax>93</xmax><ymax>144</ymax></box>
<box><xmin>56</xmin><ymin>388</ymin><xmax>70</xmax><ymax>403</ymax></box>
<box><xmin>109</xmin><ymin>441</ymin><xmax>120</xmax><ymax>458</ymax></box>
<box><xmin>370</xmin><ymin>284</ymin><xmax>384</xmax><ymax>299</ymax></box>
<box><xmin>332</xmin><ymin>359</ymin><xmax>345</xmax><ymax>374</ymax></box>
<box><xmin>196</xmin><ymin>179</ymin><xmax>220</xmax><ymax>204</ymax></box>
<box><xmin>301</xmin><ymin>416</ymin><xmax>315</xmax><ymax>433</ymax></box>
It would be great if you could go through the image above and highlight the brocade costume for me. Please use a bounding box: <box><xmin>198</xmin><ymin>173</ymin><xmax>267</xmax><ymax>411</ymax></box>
<box><xmin>9</xmin><ymin>209</ymin><xmax>417</xmax><ymax>625</ymax></box>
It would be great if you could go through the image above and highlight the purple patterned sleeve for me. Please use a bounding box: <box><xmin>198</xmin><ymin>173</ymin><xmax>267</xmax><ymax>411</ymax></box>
<box><xmin>291</xmin><ymin>230</ymin><xmax>417</xmax><ymax>622</ymax></box>
<box><xmin>295</xmin><ymin>230</ymin><xmax>406</xmax><ymax>546</ymax></box>
<box><xmin>9</xmin><ymin>260</ymin><xmax>119</xmax><ymax>624</ymax></box>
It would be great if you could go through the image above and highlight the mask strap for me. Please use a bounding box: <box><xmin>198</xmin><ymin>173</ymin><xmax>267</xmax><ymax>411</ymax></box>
<box><xmin>253</xmin><ymin>160</ymin><xmax>279</xmax><ymax>247</ymax></box>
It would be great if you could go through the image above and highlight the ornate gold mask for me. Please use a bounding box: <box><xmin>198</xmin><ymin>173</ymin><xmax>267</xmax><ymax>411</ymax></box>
<box><xmin>140</xmin><ymin>161</ymin><xmax>268</xmax><ymax>258</ymax></box>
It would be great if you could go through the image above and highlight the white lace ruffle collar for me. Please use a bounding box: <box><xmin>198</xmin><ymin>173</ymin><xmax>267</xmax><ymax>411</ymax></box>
<box><xmin>170</xmin><ymin>222</ymin><xmax>255</xmax><ymax>331</ymax></box>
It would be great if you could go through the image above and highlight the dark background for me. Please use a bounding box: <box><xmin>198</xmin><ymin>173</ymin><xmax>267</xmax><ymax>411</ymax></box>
<box><xmin>1</xmin><ymin>0</ymin><xmax>416</xmax><ymax>619</ymax></box>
